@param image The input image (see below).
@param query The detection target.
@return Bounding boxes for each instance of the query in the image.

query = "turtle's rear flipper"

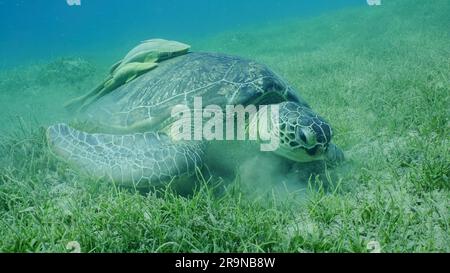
[47,124,204,188]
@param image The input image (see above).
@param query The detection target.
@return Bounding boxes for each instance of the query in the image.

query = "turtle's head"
[273,101,334,162]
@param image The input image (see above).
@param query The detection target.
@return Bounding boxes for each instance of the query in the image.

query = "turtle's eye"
[297,129,307,144]
[295,127,321,149]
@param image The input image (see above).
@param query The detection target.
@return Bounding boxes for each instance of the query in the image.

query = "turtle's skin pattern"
[48,52,342,187]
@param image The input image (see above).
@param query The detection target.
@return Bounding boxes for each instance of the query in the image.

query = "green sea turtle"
[48,50,344,188]
[65,39,191,111]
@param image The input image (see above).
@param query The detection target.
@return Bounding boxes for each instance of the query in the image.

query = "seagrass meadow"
[0,0,448,252]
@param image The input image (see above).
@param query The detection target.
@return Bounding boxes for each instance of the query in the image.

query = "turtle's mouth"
[305,145,322,156]
[272,129,331,162]
[274,141,327,163]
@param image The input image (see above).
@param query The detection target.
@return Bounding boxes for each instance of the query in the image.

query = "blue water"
[0,0,364,67]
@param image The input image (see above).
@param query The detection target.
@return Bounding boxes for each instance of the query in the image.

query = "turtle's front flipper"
[47,124,204,187]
